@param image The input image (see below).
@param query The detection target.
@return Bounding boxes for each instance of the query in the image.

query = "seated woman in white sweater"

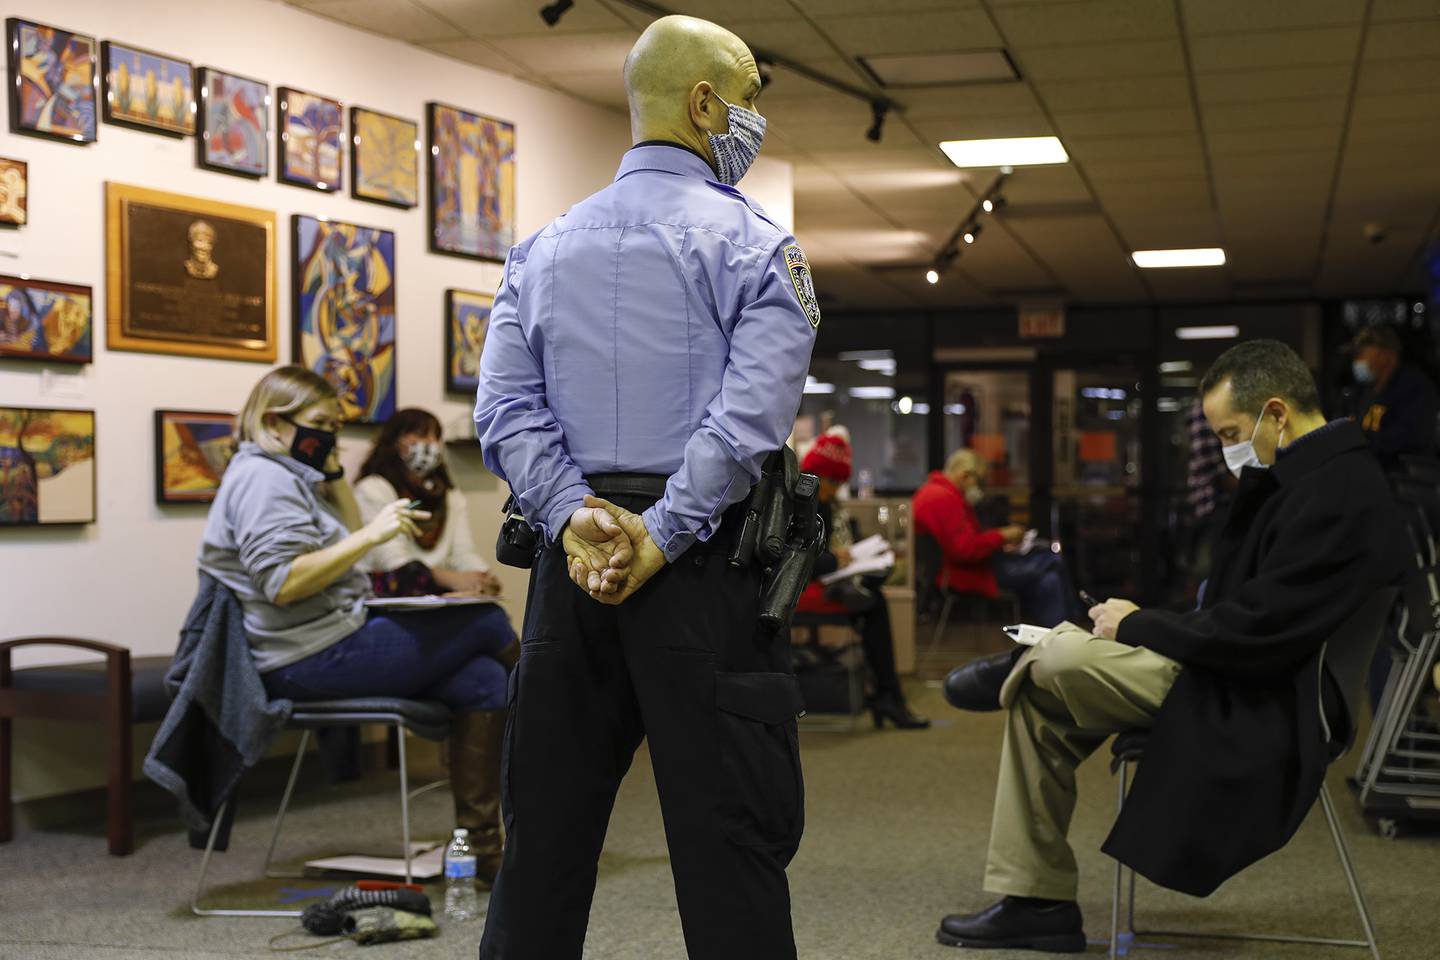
[354,408,502,597]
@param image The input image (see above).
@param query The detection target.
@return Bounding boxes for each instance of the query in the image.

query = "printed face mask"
[403,440,443,477]
[707,95,766,186]
[281,415,339,478]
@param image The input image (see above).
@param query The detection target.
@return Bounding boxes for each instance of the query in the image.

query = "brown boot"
[448,709,506,887]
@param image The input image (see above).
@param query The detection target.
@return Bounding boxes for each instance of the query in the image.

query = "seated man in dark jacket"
[938,340,1406,953]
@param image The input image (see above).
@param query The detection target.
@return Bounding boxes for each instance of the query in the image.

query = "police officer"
[473,15,820,960]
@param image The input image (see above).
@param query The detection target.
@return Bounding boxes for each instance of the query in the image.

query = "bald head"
[623,15,763,169]
[944,449,985,489]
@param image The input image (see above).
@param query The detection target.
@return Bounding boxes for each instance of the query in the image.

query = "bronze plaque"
[106,182,276,361]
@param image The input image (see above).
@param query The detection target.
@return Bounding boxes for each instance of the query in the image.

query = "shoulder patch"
[783,244,821,329]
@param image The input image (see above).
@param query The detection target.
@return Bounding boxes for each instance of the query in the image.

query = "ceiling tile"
[1364,20,1440,60]
[1180,0,1365,35]
[298,0,459,42]
[545,71,629,110]
[894,84,1040,121]
[992,0,1178,47]
[491,31,637,74]
[998,165,1096,205]
[1189,27,1359,73]
[914,115,1055,141]
[1349,92,1440,122]
[1110,212,1222,249]
[1357,57,1440,94]
[1017,39,1184,80]
[1371,0,1440,21]
[1063,132,1203,160]
[1141,268,1231,302]
[418,37,531,75]
[1205,125,1342,156]
[1038,75,1190,112]
[1202,98,1347,132]
[1049,106,1197,138]
[655,0,798,21]
[1083,155,1208,183]
[801,0,984,15]
[817,10,1003,56]
[413,0,631,36]
[1194,65,1352,103]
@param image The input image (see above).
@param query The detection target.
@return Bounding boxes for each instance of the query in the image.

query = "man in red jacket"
[913,449,1075,629]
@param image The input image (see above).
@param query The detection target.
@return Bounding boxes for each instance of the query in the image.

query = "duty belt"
[585,473,668,501]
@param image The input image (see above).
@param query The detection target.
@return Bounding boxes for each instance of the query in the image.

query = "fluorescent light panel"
[803,376,836,394]
[939,136,1067,168]
[1132,247,1226,269]
[1176,325,1240,341]
[849,386,896,400]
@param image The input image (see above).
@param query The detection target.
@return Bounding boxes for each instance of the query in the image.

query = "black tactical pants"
[478,494,805,960]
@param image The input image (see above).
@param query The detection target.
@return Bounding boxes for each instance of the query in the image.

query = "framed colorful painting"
[292,215,396,424]
[278,87,343,192]
[351,107,418,208]
[100,41,195,137]
[155,409,235,504]
[427,102,515,262]
[197,67,269,178]
[0,158,26,226]
[0,406,95,526]
[6,18,98,144]
[445,289,492,395]
[106,182,277,362]
[0,275,92,364]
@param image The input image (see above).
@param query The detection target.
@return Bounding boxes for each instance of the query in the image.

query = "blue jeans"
[992,550,1078,629]
[263,604,516,712]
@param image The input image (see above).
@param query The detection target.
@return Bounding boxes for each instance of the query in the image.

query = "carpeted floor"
[1,680,1437,960]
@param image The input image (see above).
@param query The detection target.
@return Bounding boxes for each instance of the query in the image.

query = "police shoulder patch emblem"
[783,243,821,329]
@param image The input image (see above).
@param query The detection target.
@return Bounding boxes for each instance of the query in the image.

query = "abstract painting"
[292,215,396,424]
[0,158,26,226]
[279,87,343,192]
[0,407,95,526]
[155,409,235,504]
[101,41,195,137]
[0,275,92,364]
[6,18,97,144]
[351,107,418,208]
[445,289,492,395]
[197,67,269,177]
[427,102,515,262]
[106,183,276,361]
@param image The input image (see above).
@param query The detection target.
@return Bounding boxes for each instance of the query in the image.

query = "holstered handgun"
[758,472,824,634]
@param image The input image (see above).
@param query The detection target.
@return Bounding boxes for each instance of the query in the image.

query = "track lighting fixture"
[866,101,889,143]
[540,0,574,27]
[925,269,939,285]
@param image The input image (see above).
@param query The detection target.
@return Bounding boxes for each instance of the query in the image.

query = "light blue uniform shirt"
[474,144,820,562]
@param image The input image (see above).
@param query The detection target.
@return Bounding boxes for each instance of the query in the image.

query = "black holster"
[728,449,824,634]
[495,494,539,569]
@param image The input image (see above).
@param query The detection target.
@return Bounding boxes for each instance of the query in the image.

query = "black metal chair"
[914,533,1020,649]
[192,697,452,917]
[791,611,865,730]
[1105,588,1397,960]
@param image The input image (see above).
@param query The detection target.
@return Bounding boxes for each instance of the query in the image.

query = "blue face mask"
[707,95,766,186]
[1352,359,1375,384]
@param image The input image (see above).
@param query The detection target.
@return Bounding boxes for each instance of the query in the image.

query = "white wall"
[0,0,793,800]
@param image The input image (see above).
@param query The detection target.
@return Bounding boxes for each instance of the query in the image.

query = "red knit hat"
[801,432,852,483]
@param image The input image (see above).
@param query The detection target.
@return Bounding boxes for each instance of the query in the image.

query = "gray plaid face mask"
[707,95,767,186]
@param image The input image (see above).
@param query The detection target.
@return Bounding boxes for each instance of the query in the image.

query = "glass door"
[941,368,1033,526]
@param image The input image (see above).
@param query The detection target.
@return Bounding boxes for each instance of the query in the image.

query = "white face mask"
[707,95,766,186]
[964,482,984,505]
[402,440,442,477]
[1222,408,1284,478]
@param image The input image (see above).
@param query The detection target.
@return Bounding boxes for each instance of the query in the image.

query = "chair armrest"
[0,637,131,690]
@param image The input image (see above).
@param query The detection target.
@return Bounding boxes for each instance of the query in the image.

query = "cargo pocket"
[714,671,805,863]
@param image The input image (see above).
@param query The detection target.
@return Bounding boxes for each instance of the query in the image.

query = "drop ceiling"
[284,0,1440,310]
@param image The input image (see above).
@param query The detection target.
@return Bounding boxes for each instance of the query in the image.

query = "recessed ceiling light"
[1176,325,1240,340]
[939,136,1067,168]
[1132,248,1226,269]
[925,268,940,284]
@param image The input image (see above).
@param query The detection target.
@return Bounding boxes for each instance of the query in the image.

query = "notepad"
[364,595,503,610]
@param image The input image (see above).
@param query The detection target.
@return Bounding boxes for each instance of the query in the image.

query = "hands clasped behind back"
[563,495,667,605]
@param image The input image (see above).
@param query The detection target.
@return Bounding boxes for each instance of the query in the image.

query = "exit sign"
[1019,305,1065,338]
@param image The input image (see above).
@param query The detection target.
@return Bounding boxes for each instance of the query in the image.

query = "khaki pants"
[983,623,1182,901]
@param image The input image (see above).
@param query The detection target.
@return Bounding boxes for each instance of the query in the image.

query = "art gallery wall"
[0,0,793,802]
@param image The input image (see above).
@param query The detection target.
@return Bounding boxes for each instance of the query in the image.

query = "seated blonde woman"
[197,366,515,884]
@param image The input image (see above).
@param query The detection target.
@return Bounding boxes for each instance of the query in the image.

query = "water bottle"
[443,827,481,921]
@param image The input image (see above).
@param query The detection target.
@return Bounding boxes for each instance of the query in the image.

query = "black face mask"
[281,416,342,480]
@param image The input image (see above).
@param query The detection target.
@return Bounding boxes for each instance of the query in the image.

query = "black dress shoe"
[937,896,1085,953]
[943,647,1023,712]
[869,694,931,730]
